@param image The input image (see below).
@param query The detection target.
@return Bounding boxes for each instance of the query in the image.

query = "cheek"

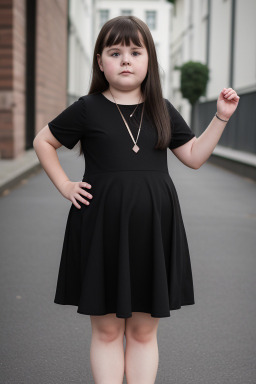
[101,62,118,83]
[139,58,148,76]
[102,59,116,74]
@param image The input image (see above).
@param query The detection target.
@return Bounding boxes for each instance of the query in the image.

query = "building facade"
[0,0,172,160]
[67,0,94,104]
[0,0,68,159]
[170,0,256,156]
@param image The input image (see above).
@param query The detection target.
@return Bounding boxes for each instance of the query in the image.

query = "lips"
[121,71,132,74]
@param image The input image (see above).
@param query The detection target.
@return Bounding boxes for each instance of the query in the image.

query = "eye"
[110,51,141,57]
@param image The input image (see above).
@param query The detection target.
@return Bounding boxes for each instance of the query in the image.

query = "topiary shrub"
[175,61,210,105]
[174,61,210,130]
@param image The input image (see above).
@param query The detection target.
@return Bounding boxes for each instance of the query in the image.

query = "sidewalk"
[211,145,256,181]
[0,145,256,197]
[0,148,42,196]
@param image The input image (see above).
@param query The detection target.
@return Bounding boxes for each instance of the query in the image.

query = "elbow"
[33,131,43,148]
[33,134,43,151]
[189,154,204,169]
[33,126,45,148]
[190,161,202,170]
[33,136,39,149]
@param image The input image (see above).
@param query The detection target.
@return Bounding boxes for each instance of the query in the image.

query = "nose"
[121,54,131,66]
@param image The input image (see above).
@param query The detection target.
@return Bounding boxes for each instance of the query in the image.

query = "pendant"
[132,144,140,153]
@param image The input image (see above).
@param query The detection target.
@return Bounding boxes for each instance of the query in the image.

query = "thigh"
[90,313,125,336]
[125,312,160,337]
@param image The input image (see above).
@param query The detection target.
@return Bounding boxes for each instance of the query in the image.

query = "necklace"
[109,89,145,153]
[129,97,141,117]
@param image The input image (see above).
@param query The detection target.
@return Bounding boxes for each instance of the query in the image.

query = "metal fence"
[193,91,256,155]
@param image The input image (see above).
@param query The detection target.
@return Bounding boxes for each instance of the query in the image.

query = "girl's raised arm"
[33,126,92,209]
[172,88,240,169]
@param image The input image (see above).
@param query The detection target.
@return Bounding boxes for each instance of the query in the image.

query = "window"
[121,10,132,16]
[146,10,157,30]
[99,10,109,28]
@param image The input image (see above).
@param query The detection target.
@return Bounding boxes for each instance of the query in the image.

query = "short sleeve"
[165,99,195,150]
[48,97,86,149]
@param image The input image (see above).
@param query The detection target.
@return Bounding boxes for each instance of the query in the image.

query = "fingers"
[79,182,93,200]
[71,196,82,209]
[222,88,240,101]
[75,192,91,207]
[74,181,93,209]
[223,88,234,98]
[79,181,92,189]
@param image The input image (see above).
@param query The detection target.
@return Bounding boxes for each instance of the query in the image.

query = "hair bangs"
[104,21,144,48]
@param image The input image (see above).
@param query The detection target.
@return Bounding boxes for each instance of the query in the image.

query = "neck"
[105,87,144,105]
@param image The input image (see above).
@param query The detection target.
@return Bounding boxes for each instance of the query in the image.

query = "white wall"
[170,0,256,123]
[234,0,256,91]
[207,0,231,98]
[68,0,94,97]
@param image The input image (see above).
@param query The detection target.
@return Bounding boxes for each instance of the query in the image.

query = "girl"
[33,15,239,384]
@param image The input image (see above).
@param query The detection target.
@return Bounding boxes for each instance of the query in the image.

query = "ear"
[97,54,104,72]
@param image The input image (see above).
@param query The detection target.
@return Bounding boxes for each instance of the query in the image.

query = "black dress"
[48,92,195,318]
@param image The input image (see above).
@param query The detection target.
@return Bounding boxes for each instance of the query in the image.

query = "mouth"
[120,71,132,74]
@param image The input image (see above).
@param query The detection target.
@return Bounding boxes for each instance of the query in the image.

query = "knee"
[92,324,125,343]
[90,314,125,343]
[126,325,157,343]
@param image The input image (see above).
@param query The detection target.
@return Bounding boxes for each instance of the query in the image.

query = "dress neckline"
[100,93,144,107]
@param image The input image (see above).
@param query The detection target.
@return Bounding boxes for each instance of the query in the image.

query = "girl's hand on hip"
[60,180,93,209]
[217,88,240,121]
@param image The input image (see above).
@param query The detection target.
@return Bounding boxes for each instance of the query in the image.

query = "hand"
[217,87,240,121]
[60,180,93,209]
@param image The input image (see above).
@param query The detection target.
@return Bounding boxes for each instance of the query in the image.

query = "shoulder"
[163,98,176,113]
[163,98,178,117]
[163,98,184,123]
[67,93,102,119]
[163,97,171,106]
[78,93,103,108]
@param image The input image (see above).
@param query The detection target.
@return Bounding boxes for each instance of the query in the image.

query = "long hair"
[79,15,171,156]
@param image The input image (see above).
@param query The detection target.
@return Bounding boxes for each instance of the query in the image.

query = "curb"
[0,146,255,196]
[210,145,256,182]
[0,149,42,196]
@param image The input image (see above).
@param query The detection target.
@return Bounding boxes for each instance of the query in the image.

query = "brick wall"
[0,0,19,158]
[36,0,68,135]
[13,0,26,157]
[0,0,68,159]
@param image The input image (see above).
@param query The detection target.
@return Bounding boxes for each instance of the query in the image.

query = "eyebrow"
[106,46,144,52]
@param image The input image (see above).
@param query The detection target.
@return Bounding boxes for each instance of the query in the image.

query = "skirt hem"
[53,299,195,318]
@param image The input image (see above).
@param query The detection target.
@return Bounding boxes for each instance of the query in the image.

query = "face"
[97,33,149,92]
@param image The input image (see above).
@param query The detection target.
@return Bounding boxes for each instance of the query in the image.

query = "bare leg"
[90,313,125,384]
[125,312,160,384]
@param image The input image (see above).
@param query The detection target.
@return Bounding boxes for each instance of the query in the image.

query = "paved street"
[0,147,256,384]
